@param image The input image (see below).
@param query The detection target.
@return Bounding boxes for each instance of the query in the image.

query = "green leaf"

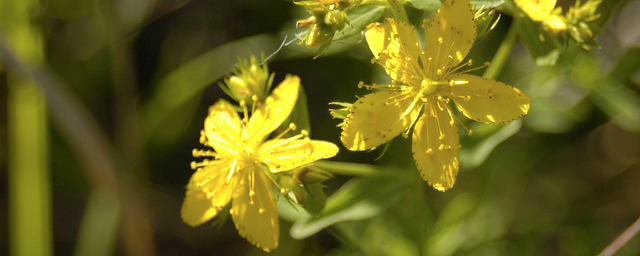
[573,53,640,132]
[516,18,559,66]
[289,175,405,239]
[427,193,510,256]
[609,47,640,82]
[142,34,278,144]
[470,0,505,9]
[589,77,640,132]
[459,120,523,168]
[405,0,440,11]
[301,182,327,215]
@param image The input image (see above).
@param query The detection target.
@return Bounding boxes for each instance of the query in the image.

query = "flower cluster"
[182,0,549,251]
[515,0,602,47]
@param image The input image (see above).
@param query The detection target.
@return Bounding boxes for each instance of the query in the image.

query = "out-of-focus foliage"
[2,0,640,255]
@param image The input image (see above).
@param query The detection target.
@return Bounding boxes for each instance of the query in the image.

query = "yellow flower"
[181,75,339,251]
[515,0,557,22]
[515,0,567,35]
[340,0,530,191]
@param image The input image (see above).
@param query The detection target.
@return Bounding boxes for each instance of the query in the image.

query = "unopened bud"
[305,24,334,48]
[542,15,567,36]
[324,10,347,31]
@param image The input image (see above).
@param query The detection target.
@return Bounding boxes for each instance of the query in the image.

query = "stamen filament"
[226,159,238,183]
[240,100,249,124]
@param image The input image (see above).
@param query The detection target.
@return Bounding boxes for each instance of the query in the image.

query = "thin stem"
[4,2,51,255]
[598,216,640,256]
[314,160,390,177]
[102,2,156,255]
[8,75,52,256]
[0,34,119,256]
[483,18,520,80]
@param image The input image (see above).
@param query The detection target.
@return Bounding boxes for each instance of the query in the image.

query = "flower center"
[421,78,438,96]
[238,144,258,163]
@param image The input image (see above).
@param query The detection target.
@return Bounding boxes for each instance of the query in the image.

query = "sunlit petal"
[247,75,300,142]
[365,19,422,84]
[181,159,236,226]
[412,100,460,191]
[423,0,476,77]
[231,164,279,252]
[203,101,242,155]
[445,74,531,124]
[259,139,339,173]
[341,89,422,151]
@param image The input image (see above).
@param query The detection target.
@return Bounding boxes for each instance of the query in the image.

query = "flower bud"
[294,166,334,184]
[219,55,274,103]
[542,14,567,36]
[305,24,335,48]
[324,10,347,31]
[279,175,307,204]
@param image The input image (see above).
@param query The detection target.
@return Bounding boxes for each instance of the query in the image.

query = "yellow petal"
[247,75,300,142]
[341,89,422,151]
[515,0,556,22]
[365,19,421,84]
[181,159,236,226]
[203,101,242,154]
[259,139,339,173]
[445,74,531,124]
[423,0,476,77]
[231,164,279,252]
[412,100,460,191]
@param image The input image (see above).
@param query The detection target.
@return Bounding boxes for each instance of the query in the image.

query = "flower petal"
[341,89,422,151]
[231,164,279,252]
[412,99,460,191]
[423,0,476,77]
[181,159,236,226]
[365,19,422,84]
[203,101,242,154]
[445,74,531,124]
[247,75,300,142]
[515,0,555,21]
[259,139,339,173]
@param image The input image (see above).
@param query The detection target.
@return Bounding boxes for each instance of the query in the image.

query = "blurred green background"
[2,0,640,255]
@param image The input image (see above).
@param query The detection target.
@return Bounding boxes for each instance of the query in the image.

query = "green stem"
[483,19,520,80]
[314,160,389,177]
[4,1,52,255]
[8,77,52,256]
